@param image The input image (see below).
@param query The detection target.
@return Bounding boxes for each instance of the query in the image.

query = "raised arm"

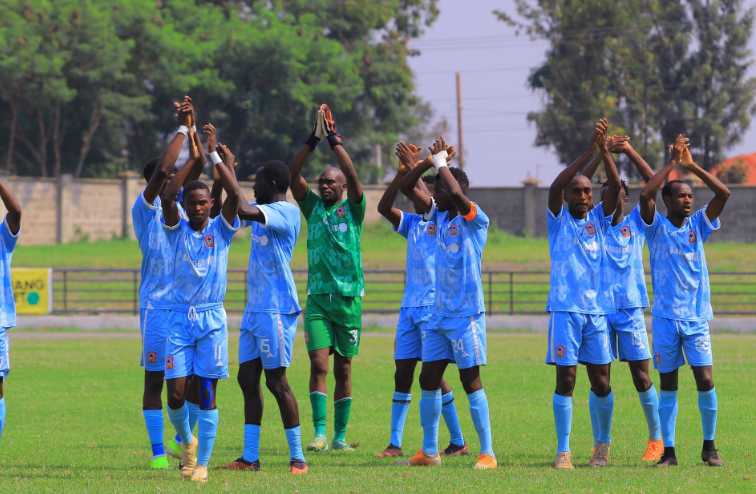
[624,142,655,183]
[399,148,434,214]
[378,142,418,228]
[322,105,362,203]
[0,178,21,234]
[598,124,621,217]
[203,124,223,218]
[679,146,730,222]
[581,135,629,181]
[144,100,193,204]
[289,106,324,201]
[548,120,603,216]
[161,128,202,227]
[639,136,687,224]
[431,135,472,216]
[215,144,240,226]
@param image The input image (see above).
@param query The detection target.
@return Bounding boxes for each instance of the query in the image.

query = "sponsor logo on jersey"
[204,234,215,247]
[147,351,157,364]
[304,332,310,343]
[620,225,631,237]
[689,230,697,243]
[655,352,661,365]
[166,356,174,370]
[427,223,436,235]
[586,223,596,235]
[450,224,458,236]
[556,345,565,358]
[336,206,346,218]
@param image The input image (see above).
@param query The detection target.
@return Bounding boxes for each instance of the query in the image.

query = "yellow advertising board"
[12,268,52,315]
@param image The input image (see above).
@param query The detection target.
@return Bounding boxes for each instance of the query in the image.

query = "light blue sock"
[698,388,718,441]
[639,385,661,441]
[167,403,192,444]
[553,394,572,453]
[197,409,219,467]
[143,409,166,457]
[441,391,465,447]
[0,397,5,442]
[285,426,306,462]
[594,391,614,444]
[589,390,599,447]
[242,424,261,463]
[188,401,200,434]
[467,389,494,457]
[420,389,441,456]
[390,391,411,448]
[659,390,678,447]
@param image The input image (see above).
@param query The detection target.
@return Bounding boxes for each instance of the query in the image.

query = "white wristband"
[432,151,449,170]
[210,151,222,165]
[190,125,197,133]
[177,125,189,136]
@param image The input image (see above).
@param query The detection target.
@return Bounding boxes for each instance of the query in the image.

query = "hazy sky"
[407,0,756,186]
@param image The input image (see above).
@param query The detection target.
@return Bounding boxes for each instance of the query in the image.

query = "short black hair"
[258,160,291,193]
[662,179,687,198]
[143,157,160,182]
[436,166,469,189]
[421,174,435,185]
[602,179,629,196]
[183,180,210,196]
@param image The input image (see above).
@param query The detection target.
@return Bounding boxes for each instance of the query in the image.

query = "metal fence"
[51,268,756,316]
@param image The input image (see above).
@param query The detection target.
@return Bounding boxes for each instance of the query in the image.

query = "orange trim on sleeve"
[462,202,478,221]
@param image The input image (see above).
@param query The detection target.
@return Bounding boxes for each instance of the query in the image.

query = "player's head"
[318,167,346,207]
[564,174,593,219]
[143,158,178,195]
[182,180,213,225]
[433,167,469,213]
[601,179,629,215]
[253,160,291,205]
[662,179,693,217]
[416,175,436,214]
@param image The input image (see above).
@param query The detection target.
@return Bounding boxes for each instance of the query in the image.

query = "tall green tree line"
[496,0,756,177]
[0,0,440,181]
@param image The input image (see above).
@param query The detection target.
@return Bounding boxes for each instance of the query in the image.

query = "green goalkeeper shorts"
[304,293,362,357]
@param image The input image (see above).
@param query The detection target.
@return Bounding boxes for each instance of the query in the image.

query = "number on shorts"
[349,330,359,345]
[260,339,270,354]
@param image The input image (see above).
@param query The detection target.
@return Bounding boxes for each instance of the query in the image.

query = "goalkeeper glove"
[304,106,326,150]
[321,104,343,149]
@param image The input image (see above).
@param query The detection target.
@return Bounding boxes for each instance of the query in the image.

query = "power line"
[417,66,533,75]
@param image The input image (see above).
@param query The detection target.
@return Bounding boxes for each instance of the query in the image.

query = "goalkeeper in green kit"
[289,104,366,452]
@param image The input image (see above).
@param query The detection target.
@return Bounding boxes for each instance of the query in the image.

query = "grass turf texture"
[1,334,753,493]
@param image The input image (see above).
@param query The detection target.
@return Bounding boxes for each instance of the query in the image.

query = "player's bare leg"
[265,367,307,473]
[216,360,263,471]
[586,364,612,467]
[691,365,723,466]
[628,360,663,461]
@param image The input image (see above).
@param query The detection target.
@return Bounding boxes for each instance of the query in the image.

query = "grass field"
[1,333,754,493]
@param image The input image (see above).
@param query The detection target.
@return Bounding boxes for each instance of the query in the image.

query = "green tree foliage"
[716,158,750,183]
[0,0,440,181]
[496,0,756,174]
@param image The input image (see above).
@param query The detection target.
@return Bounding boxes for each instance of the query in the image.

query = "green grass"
[1,333,754,492]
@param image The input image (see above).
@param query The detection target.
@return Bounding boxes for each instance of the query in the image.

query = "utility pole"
[375,144,382,171]
[456,71,464,170]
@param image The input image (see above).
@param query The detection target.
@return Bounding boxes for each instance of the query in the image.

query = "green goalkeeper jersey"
[298,186,365,297]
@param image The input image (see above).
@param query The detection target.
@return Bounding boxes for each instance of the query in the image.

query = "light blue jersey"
[605,206,650,309]
[547,204,614,314]
[644,207,719,321]
[394,211,436,308]
[426,202,489,316]
[161,214,239,309]
[240,201,301,314]
[133,192,178,309]
[0,216,19,329]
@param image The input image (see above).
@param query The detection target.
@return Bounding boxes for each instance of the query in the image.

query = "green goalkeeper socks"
[334,397,352,442]
[310,392,327,436]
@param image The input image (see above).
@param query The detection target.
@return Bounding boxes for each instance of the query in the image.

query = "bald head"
[320,166,346,185]
[567,174,592,191]
[318,166,347,206]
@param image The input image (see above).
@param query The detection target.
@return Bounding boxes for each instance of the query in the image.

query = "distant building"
[667,152,756,185]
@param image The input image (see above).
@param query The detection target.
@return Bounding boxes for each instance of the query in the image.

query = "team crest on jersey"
[204,234,215,247]
[166,356,174,370]
[336,206,346,218]
[654,352,661,365]
[450,224,458,236]
[585,223,596,235]
[147,351,157,364]
[304,332,310,343]
[427,223,436,235]
[689,230,697,243]
[620,226,631,237]
[556,345,565,358]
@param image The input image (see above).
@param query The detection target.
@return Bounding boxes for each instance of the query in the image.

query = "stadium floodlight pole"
[456,71,464,170]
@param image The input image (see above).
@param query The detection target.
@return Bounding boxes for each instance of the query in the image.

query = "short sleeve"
[347,194,366,227]
[131,192,158,241]
[297,187,321,221]
[695,207,720,244]
[258,203,285,232]
[641,209,662,244]
[547,205,565,237]
[424,201,438,223]
[218,214,240,244]
[394,211,420,239]
[0,216,19,252]
[591,201,613,233]
[160,215,182,244]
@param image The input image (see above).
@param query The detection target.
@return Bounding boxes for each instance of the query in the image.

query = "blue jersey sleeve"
[694,207,720,244]
[0,215,19,253]
[547,205,565,237]
[394,211,421,239]
[260,202,300,240]
[160,213,183,244]
[642,209,663,245]
[218,214,240,244]
[132,192,158,242]
[462,203,489,252]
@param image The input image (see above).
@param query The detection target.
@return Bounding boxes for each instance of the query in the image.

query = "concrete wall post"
[56,174,73,244]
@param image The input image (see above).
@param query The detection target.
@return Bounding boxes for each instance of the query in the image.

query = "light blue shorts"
[424,313,486,369]
[139,308,171,372]
[608,308,651,362]
[546,312,613,366]
[652,315,713,373]
[395,306,433,361]
[239,312,298,370]
[165,306,229,380]
[0,328,9,381]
